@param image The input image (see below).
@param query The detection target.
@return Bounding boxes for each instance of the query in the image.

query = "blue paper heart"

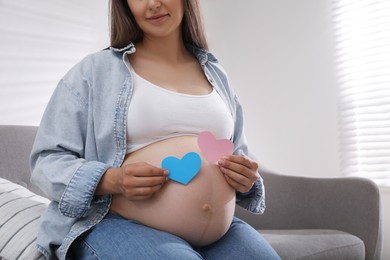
[162,152,202,185]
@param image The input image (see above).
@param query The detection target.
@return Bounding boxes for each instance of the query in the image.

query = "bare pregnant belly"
[110,136,236,246]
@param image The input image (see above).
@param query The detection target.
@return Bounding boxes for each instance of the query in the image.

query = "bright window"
[0,0,108,125]
[332,0,390,187]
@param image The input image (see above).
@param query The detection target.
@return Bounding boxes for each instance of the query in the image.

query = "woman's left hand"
[218,155,260,193]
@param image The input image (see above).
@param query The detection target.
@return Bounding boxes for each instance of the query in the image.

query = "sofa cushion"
[0,177,48,260]
[261,229,365,260]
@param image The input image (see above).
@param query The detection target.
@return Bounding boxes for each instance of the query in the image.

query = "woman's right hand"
[119,162,169,200]
[96,162,169,201]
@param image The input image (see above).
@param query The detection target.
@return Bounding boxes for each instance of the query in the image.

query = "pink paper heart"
[198,131,234,163]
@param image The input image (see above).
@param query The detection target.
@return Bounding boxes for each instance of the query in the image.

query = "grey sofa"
[0,125,382,259]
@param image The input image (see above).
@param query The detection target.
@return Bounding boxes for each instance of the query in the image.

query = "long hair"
[109,0,209,50]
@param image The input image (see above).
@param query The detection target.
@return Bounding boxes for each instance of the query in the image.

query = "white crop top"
[126,70,234,153]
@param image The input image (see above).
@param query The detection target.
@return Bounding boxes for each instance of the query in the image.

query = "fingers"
[120,162,169,200]
[125,163,169,177]
[223,173,248,193]
[221,155,259,172]
[129,174,168,187]
[220,166,255,193]
[218,155,260,193]
[124,182,166,200]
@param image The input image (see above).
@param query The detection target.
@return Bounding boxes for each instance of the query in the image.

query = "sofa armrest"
[235,167,382,260]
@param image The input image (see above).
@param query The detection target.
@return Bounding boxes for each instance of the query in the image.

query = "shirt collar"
[109,43,136,53]
[187,45,218,65]
[109,43,218,65]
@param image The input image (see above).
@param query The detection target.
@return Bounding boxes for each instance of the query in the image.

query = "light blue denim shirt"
[30,43,266,260]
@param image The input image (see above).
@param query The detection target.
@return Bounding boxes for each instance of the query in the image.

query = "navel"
[202,203,212,212]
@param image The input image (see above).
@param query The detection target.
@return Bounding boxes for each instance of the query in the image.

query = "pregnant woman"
[30,0,280,259]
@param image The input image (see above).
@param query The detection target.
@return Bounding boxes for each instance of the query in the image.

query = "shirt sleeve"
[236,177,266,214]
[30,63,111,219]
[232,97,266,214]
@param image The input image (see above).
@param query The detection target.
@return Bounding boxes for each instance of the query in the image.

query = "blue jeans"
[71,212,280,260]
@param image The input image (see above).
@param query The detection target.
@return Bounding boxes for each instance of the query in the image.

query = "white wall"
[201,0,340,178]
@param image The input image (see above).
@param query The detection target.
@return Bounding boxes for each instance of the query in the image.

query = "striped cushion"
[0,178,48,260]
